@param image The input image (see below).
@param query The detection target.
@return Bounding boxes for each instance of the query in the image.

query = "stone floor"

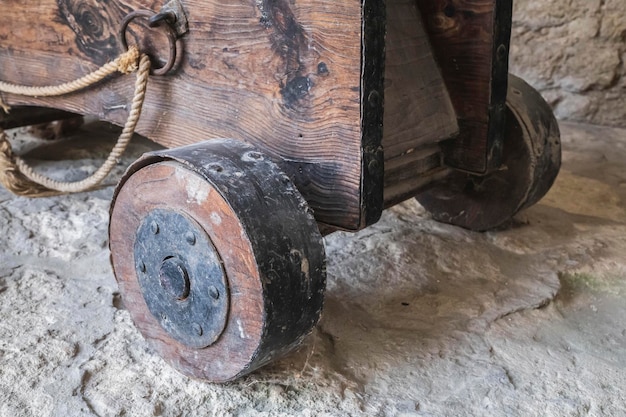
[0,121,625,417]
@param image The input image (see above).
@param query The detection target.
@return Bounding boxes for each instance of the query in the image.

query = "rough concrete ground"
[0,121,625,417]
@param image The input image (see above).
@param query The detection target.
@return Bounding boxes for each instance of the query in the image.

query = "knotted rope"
[0,46,150,197]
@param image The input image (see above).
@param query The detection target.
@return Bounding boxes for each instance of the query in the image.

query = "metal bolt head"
[192,323,203,336]
[185,232,196,245]
[208,285,220,300]
[368,159,380,175]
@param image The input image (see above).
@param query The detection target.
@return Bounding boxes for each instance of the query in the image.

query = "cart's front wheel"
[416,74,562,231]
[109,139,326,382]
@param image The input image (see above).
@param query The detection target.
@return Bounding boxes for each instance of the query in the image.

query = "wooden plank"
[383,0,457,160]
[415,0,512,173]
[0,0,377,230]
[381,0,457,206]
[383,145,451,208]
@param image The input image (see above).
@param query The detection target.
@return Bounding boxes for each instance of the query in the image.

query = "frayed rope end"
[0,95,10,114]
[0,130,63,198]
[117,46,140,74]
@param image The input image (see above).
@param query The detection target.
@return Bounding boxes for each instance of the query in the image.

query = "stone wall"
[509,0,625,127]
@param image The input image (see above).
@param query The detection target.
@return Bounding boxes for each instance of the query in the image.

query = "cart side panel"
[415,0,513,174]
[383,0,458,206]
[0,0,379,231]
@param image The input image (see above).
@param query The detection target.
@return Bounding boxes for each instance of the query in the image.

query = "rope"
[0,96,9,113]
[0,48,151,197]
[0,130,61,197]
[0,47,139,98]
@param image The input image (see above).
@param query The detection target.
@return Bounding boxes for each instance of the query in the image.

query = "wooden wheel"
[109,139,326,382]
[415,74,562,231]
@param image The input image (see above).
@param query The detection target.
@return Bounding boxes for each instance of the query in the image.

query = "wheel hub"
[134,209,229,348]
[159,257,190,300]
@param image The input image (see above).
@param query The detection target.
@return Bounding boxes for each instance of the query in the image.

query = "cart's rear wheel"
[109,139,326,382]
[416,74,562,231]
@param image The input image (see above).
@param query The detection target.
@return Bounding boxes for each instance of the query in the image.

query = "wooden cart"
[0,0,560,382]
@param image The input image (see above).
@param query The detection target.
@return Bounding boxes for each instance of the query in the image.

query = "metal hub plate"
[134,209,229,348]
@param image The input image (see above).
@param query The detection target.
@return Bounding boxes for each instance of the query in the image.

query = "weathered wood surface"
[111,161,266,382]
[110,139,326,381]
[383,145,451,208]
[0,0,371,230]
[382,0,457,206]
[0,0,488,228]
[415,0,512,174]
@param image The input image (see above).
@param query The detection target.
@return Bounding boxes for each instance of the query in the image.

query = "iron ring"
[119,10,178,76]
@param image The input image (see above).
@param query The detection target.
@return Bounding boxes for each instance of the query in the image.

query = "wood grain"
[109,139,326,381]
[415,0,512,173]
[383,145,451,208]
[1,0,492,227]
[382,0,457,206]
[383,0,457,160]
[0,0,367,229]
[110,161,266,382]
